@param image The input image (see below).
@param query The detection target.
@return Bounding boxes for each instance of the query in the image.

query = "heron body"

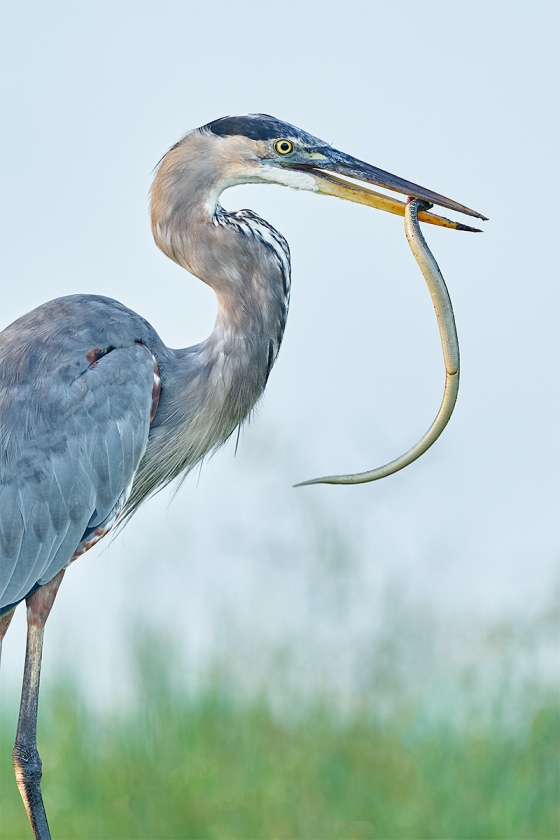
[0,114,485,839]
[1,125,294,617]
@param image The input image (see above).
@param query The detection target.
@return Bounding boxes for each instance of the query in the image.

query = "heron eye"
[275,140,293,155]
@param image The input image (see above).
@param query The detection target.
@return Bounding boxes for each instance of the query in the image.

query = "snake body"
[297,198,460,486]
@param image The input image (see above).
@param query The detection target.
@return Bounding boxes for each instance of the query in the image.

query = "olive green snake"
[297,198,460,486]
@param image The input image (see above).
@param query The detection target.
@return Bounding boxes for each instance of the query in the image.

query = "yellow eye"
[275,139,293,155]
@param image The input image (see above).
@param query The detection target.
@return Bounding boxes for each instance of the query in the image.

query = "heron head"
[200,114,487,230]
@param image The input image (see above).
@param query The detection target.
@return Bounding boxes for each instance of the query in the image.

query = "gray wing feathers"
[0,340,155,611]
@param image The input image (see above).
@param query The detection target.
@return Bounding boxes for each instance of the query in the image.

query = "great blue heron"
[0,114,486,839]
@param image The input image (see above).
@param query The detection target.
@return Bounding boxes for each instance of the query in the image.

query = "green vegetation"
[1,649,558,840]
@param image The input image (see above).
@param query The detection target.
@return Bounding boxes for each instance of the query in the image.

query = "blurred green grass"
[1,650,558,840]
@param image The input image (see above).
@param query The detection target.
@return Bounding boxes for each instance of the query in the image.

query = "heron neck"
[126,140,293,513]
[154,195,290,379]
[152,202,290,461]
[196,206,290,410]
[150,137,292,438]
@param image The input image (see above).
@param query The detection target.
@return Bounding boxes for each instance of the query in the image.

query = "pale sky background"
[1,1,558,705]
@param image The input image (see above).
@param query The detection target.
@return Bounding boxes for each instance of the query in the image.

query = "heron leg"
[12,569,65,840]
[0,608,16,665]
